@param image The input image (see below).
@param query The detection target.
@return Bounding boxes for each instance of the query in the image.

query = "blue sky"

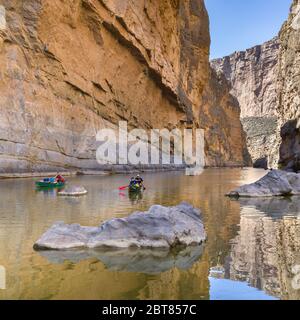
[205,0,292,59]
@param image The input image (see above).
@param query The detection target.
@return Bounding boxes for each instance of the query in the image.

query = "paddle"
[118,185,129,190]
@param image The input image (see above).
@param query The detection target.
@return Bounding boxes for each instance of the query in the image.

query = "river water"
[0,168,299,300]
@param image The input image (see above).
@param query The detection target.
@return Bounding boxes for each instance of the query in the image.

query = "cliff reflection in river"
[225,197,300,300]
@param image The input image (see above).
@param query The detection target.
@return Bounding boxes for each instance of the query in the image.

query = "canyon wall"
[276,0,300,171]
[212,0,300,172]
[211,38,279,119]
[0,0,248,175]
[211,38,279,168]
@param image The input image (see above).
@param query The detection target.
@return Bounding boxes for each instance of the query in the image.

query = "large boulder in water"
[227,170,300,198]
[33,202,206,250]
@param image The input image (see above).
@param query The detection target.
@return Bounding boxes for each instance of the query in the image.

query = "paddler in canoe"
[35,173,66,188]
[119,175,145,192]
[128,175,145,193]
[55,173,65,184]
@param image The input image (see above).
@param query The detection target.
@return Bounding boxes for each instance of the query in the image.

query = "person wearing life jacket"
[129,177,136,187]
[55,173,65,183]
[135,174,145,189]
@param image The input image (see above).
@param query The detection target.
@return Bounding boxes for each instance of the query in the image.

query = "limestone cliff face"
[241,116,277,169]
[211,38,279,119]
[211,38,279,167]
[276,0,300,171]
[201,69,250,167]
[0,0,248,174]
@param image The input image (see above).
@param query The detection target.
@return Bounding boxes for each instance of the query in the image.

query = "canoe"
[35,181,65,188]
[128,183,143,193]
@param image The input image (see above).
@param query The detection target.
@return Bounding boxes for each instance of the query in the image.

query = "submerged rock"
[37,245,204,274]
[227,170,300,198]
[58,186,88,196]
[33,203,206,250]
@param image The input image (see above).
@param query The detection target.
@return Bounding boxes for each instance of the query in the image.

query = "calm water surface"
[0,168,299,300]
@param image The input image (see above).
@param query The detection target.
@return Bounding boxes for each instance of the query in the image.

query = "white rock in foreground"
[227,170,300,198]
[34,202,206,250]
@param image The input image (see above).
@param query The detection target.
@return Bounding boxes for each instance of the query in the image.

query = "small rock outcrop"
[33,202,206,250]
[58,186,88,196]
[227,170,300,197]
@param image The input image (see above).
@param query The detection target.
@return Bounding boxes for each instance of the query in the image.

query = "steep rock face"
[276,0,300,171]
[200,69,250,167]
[211,38,279,119]
[279,120,300,171]
[241,117,277,169]
[211,38,279,167]
[0,0,248,174]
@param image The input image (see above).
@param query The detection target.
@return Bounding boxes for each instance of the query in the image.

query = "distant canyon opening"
[211,0,300,173]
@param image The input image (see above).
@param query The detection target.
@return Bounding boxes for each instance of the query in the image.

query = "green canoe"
[35,181,65,188]
[128,183,143,193]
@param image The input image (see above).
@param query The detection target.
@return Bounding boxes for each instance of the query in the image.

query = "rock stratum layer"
[211,38,279,167]
[0,0,249,174]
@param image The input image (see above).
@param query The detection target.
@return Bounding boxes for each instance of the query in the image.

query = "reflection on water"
[224,197,300,300]
[209,277,278,300]
[128,190,144,205]
[0,168,299,300]
[38,246,204,275]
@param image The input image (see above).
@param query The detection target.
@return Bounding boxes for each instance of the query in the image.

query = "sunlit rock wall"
[0,0,249,174]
